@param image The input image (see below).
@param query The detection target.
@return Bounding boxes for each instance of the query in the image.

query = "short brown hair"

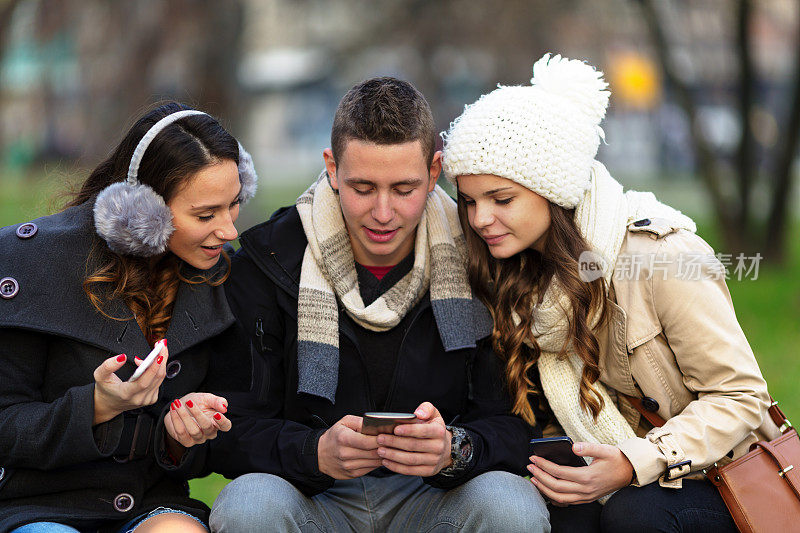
[331,77,436,165]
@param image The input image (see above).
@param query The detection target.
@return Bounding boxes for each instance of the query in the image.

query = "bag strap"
[767,398,794,433]
[751,433,800,499]
[620,393,667,427]
[622,393,792,434]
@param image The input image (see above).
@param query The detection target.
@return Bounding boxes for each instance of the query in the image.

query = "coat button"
[633,219,651,227]
[642,396,660,412]
[113,492,134,512]
[0,277,19,299]
[166,360,181,379]
[15,223,38,239]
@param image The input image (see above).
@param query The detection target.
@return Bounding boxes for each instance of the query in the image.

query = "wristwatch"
[439,425,474,476]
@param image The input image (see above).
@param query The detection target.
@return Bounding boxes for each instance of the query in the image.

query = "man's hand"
[376,402,452,477]
[528,441,634,505]
[317,415,382,479]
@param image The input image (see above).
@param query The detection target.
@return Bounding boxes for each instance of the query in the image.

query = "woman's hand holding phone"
[92,340,169,425]
[528,441,634,505]
[164,392,230,453]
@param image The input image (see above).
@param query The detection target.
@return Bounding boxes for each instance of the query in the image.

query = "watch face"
[459,441,473,460]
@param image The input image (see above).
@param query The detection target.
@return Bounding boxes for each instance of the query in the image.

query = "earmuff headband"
[127,110,206,185]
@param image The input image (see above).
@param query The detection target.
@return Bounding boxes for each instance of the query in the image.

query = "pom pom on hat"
[442,53,610,209]
[531,53,609,129]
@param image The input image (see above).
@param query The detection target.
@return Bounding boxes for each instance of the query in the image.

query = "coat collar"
[235,205,305,298]
[0,202,235,357]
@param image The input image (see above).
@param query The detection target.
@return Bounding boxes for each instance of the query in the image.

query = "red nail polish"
[214,413,222,421]
[134,356,142,363]
[156,355,163,364]
[186,400,194,408]
[116,354,126,362]
[170,403,175,411]
[174,399,181,408]
[163,339,168,347]
[222,403,228,413]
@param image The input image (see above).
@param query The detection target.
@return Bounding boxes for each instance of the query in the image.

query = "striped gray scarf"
[295,172,490,402]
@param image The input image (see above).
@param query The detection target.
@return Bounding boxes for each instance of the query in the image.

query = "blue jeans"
[10,525,79,533]
[210,471,550,532]
[11,507,206,533]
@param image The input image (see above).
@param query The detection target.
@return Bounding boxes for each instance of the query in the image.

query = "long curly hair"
[66,102,239,345]
[458,196,608,426]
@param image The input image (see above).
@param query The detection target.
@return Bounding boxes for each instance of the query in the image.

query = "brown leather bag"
[623,394,800,533]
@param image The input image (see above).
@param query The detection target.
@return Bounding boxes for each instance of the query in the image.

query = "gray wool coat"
[0,202,251,532]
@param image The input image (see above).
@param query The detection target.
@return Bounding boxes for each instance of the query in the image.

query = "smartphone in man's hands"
[361,412,417,435]
[529,436,588,467]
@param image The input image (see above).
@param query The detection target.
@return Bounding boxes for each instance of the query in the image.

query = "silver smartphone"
[361,412,417,435]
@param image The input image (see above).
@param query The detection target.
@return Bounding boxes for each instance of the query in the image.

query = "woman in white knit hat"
[442,53,781,531]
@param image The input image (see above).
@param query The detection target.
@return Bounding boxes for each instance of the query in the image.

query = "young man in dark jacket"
[209,78,549,532]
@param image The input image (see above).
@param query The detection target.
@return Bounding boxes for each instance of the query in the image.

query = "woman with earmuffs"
[441,54,781,531]
[0,103,257,532]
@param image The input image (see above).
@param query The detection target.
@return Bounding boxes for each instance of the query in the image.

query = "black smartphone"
[361,412,417,435]
[529,436,588,467]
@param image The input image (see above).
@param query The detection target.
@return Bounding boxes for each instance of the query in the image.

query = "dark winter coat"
[0,202,250,532]
[209,205,537,496]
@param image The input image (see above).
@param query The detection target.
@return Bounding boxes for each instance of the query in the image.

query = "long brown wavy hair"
[66,102,239,345]
[458,196,609,426]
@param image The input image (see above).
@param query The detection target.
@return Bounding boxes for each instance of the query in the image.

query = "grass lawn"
[2,171,798,508]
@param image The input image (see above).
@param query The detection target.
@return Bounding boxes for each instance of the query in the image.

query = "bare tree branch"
[637,0,738,242]
[766,11,800,261]
[735,0,754,239]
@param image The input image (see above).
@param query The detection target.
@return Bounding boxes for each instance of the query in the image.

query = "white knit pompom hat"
[442,53,610,209]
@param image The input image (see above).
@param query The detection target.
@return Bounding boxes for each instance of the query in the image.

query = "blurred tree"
[638,0,800,261]
[0,0,23,81]
[1,0,244,164]
[323,0,559,133]
[0,0,24,155]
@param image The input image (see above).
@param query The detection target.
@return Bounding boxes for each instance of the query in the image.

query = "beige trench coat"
[596,218,781,488]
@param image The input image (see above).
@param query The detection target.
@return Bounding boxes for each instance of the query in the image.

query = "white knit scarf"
[295,172,487,403]
[535,161,696,456]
